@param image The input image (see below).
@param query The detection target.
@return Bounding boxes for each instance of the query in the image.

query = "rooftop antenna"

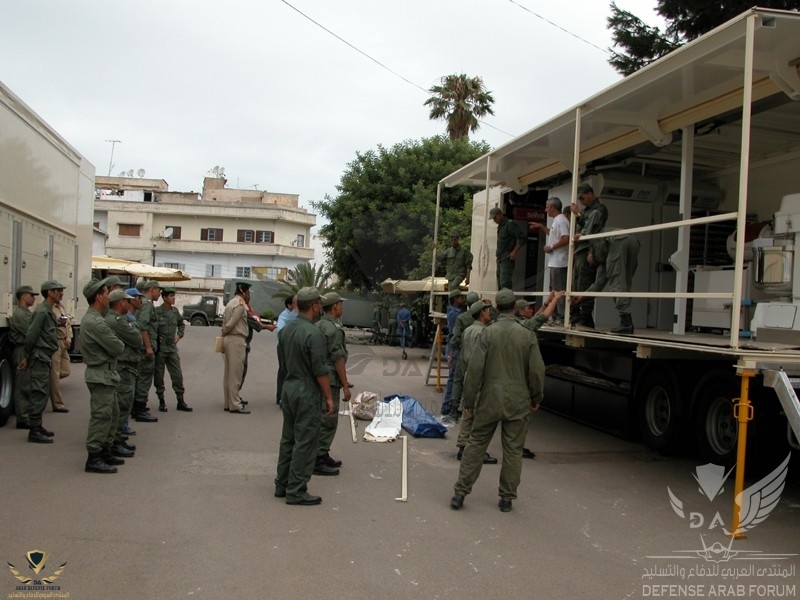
[105,139,121,176]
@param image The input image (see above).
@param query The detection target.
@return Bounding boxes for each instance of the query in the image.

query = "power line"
[506,0,611,55]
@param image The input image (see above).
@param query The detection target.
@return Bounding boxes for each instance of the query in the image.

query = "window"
[295,234,305,247]
[118,223,141,237]
[205,264,222,277]
[266,267,281,280]
[165,225,182,240]
[237,229,255,243]
[159,262,185,270]
[200,228,224,241]
[256,230,274,244]
[236,266,251,278]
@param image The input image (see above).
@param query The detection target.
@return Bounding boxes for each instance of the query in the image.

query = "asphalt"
[1,325,798,600]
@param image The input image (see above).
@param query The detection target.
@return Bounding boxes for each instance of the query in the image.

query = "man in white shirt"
[532,197,569,323]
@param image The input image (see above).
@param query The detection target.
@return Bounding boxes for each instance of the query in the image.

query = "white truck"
[0,80,95,427]
[439,8,800,464]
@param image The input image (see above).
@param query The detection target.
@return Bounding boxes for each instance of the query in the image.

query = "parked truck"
[439,8,800,465]
[182,295,224,326]
[0,80,95,427]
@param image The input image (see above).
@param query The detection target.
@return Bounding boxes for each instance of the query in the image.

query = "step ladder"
[763,369,800,450]
[425,317,448,390]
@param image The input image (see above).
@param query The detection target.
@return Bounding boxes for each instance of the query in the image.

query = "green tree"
[272,262,333,300]
[608,1,800,76]
[425,74,495,140]
[313,136,489,291]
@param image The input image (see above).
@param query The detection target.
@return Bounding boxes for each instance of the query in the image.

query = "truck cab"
[182,296,222,326]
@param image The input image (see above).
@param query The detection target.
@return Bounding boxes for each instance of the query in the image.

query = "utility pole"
[105,139,121,176]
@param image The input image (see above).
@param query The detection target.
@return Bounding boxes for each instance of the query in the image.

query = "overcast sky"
[1,0,662,213]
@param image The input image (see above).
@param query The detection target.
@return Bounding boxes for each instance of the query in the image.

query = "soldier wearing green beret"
[314,292,350,475]
[275,287,334,506]
[20,280,65,443]
[154,287,191,412]
[9,285,39,430]
[450,288,545,513]
[132,280,161,423]
[80,278,125,473]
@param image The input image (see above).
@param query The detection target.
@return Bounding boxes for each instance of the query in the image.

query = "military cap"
[109,289,134,303]
[577,182,593,195]
[125,287,145,298]
[296,286,321,303]
[15,285,39,297]
[465,291,479,304]
[449,229,460,238]
[233,279,253,289]
[489,207,502,219]
[515,299,535,310]
[321,292,346,307]
[104,275,126,288]
[495,288,517,307]
[41,280,66,293]
[83,278,107,301]
[161,286,177,295]
[134,280,147,292]
[144,280,162,290]
[469,300,487,317]
[448,288,465,299]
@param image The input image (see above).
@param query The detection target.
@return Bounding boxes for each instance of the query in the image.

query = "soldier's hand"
[462,408,473,419]
[17,358,28,371]
[530,403,540,412]
[145,347,154,359]
[265,323,276,332]
[324,396,335,415]
[343,386,352,402]
[174,334,180,345]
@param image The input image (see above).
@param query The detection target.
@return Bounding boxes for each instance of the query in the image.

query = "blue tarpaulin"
[384,394,447,438]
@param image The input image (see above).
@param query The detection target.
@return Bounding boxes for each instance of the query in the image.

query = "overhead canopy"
[381,276,449,295]
[91,255,191,281]
[440,8,800,191]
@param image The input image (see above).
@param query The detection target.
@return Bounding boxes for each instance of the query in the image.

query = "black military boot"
[176,398,193,412]
[610,314,634,334]
[158,397,168,412]
[85,452,117,474]
[28,426,54,444]
[110,442,134,458]
[102,446,126,466]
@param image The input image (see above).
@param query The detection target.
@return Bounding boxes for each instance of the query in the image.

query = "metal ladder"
[425,318,448,390]
[763,369,800,450]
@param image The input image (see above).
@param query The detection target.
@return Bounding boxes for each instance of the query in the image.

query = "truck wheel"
[191,316,207,326]
[693,372,738,465]
[0,340,14,427]
[637,367,683,453]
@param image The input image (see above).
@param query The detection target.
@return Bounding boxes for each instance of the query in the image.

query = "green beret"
[489,207,502,219]
[495,288,517,307]
[41,280,66,293]
[144,280,162,290]
[15,285,39,298]
[448,288,464,299]
[577,182,593,195]
[469,300,487,317]
[233,279,253,289]
[109,289,134,303]
[82,278,106,301]
[297,286,321,303]
[465,291,479,304]
[161,286,177,295]
[321,292,345,308]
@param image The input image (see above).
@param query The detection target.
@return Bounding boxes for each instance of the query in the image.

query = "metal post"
[430,183,442,314]
[565,106,583,327]
[731,369,754,539]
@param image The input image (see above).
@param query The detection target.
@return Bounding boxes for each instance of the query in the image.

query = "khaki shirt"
[81,307,124,386]
[52,301,73,344]
[316,314,348,387]
[221,295,249,338]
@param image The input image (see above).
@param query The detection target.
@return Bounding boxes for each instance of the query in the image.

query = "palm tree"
[424,74,495,140]
[272,262,334,299]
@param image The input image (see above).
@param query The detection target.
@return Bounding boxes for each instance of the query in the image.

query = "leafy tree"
[313,136,490,291]
[425,74,495,140]
[272,262,333,299]
[608,1,800,76]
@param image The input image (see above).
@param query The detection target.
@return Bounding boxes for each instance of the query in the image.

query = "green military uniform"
[586,229,640,331]
[316,311,347,459]
[573,193,608,322]
[275,302,329,503]
[154,302,185,404]
[494,215,527,290]
[24,298,58,430]
[81,307,124,453]
[9,304,33,425]
[387,304,398,345]
[105,309,143,443]
[133,295,159,414]
[440,244,473,292]
[521,313,548,333]
[454,293,545,505]
[455,317,487,450]
[446,293,480,419]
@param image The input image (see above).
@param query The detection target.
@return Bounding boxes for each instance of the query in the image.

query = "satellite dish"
[212,166,220,176]
[137,168,146,178]
[126,169,134,177]
[163,227,174,239]
[118,171,126,177]
[219,167,225,176]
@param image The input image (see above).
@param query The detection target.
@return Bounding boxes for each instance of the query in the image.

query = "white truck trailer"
[0,80,95,426]
[437,8,800,465]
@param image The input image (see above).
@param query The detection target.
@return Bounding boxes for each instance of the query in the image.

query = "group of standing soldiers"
[9,276,191,474]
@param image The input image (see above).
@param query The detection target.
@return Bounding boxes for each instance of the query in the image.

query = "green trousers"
[275,390,322,502]
[134,355,156,408]
[317,385,340,457]
[154,350,184,400]
[116,365,137,441]
[86,382,119,453]
[27,358,51,428]
[496,258,514,290]
[456,400,474,449]
[454,411,528,500]
[12,347,30,423]
[574,249,599,318]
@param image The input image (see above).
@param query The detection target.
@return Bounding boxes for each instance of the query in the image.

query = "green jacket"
[449,310,476,354]
[24,301,58,363]
[156,305,184,353]
[496,217,527,260]
[105,311,143,366]
[9,305,32,363]
[440,245,473,280]
[575,199,608,254]
[521,313,548,333]
[462,313,545,415]
[135,298,160,352]
[316,314,348,387]
[81,307,124,386]
[278,315,329,402]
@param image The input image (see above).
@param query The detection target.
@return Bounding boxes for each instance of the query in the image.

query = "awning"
[381,276,448,294]
[91,255,191,282]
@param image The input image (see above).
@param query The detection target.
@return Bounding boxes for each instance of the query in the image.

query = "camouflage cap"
[144,280,162,290]
[469,300,487,317]
[321,292,346,308]
[109,289,134,303]
[15,285,39,297]
[296,286,321,303]
[41,280,66,293]
[465,291,479,304]
[495,288,517,307]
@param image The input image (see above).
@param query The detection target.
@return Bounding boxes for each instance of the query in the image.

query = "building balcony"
[148,238,314,260]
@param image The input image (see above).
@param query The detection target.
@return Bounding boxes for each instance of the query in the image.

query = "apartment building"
[94,175,315,291]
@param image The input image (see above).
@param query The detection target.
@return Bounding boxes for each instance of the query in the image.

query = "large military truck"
[0,80,95,426]
[182,295,224,326]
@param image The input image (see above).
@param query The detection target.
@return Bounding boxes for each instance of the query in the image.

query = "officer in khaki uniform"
[105,288,143,457]
[49,295,72,412]
[154,287,191,412]
[221,280,252,414]
[314,292,351,475]
[22,280,64,443]
[81,278,125,474]
[132,280,161,422]
[275,287,333,506]
[9,285,38,429]
[451,288,545,513]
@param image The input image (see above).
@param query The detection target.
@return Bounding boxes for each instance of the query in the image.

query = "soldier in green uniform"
[490,207,527,290]
[437,230,473,292]
[314,292,351,476]
[443,291,479,422]
[450,288,545,513]
[21,280,64,443]
[570,183,608,328]
[105,289,143,457]
[9,285,38,430]
[275,287,334,506]
[154,287,192,412]
[81,278,125,474]
[132,280,161,423]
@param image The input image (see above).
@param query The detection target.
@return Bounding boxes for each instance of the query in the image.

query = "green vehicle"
[182,296,223,327]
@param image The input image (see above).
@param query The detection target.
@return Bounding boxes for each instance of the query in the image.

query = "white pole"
[565,106,583,326]
[395,435,408,502]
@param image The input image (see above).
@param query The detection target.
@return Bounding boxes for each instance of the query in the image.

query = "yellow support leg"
[730,369,755,539]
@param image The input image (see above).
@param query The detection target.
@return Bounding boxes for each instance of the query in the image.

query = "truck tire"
[0,336,14,427]
[637,366,683,453]
[692,371,738,465]
[191,315,208,326]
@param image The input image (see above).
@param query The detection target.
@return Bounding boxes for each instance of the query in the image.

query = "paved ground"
[1,326,798,600]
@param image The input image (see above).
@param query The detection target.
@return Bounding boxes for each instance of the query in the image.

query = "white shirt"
[547,213,570,268]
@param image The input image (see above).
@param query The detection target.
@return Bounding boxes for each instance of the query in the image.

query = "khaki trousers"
[222,335,246,411]
[49,339,71,409]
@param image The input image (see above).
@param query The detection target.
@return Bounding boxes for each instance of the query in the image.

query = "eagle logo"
[7,550,67,585]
